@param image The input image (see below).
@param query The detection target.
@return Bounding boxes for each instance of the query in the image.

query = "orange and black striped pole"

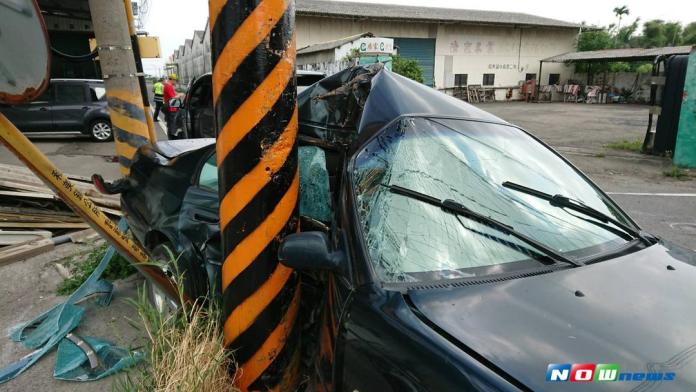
[209,0,301,390]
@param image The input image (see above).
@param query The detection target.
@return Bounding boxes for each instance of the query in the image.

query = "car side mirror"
[169,98,183,109]
[278,232,344,272]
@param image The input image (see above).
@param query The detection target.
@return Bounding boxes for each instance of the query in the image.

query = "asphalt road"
[476,102,696,250]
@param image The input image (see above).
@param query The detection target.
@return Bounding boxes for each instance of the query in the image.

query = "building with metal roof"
[542,46,694,63]
[172,0,581,96]
[296,0,581,29]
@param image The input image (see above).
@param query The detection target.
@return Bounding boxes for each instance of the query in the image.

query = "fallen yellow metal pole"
[0,113,181,304]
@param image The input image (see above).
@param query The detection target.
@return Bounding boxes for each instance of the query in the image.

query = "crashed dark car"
[105,65,696,391]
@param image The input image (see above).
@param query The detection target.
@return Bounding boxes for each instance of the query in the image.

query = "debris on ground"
[0,221,142,385]
[0,163,121,266]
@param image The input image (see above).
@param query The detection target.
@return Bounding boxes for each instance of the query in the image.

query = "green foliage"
[684,22,696,45]
[636,63,653,74]
[392,55,424,84]
[578,29,614,51]
[575,10,695,77]
[605,139,643,152]
[663,166,690,180]
[343,48,361,62]
[56,243,136,295]
[608,62,631,72]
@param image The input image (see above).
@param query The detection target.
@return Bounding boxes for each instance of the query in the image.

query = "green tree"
[613,6,630,32]
[615,19,640,47]
[664,22,683,46]
[640,20,669,47]
[577,28,613,51]
[684,22,696,44]
[392,55,424,83]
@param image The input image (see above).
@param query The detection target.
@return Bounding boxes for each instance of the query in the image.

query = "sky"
[141,0,696,75]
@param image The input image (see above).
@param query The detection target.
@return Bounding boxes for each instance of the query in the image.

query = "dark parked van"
[0,79,113,142]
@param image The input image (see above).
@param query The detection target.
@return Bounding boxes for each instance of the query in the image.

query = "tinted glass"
[198,154,218,192]
[297,74,324,87]
[33,85,52,103]
[55,83,86,104]
[352,117,630,283]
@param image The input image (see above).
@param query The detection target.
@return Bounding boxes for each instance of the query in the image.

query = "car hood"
[407,242,696,391]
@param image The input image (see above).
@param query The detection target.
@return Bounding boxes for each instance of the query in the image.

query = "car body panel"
[407,242,696,391]
[0,79,109,134]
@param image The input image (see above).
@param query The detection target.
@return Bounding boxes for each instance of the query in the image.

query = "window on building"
[454,74,468,87]
[525,73,537,81]
[549,73,561,85]
[483,73,495,86]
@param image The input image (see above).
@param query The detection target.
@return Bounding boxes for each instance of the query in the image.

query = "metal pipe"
[208,0,300,389]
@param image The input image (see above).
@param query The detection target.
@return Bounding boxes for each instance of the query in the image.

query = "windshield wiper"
[386,184,582,267]
[502,181,651,244]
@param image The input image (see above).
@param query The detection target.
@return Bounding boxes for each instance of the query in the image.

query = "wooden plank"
[0,222,90,229]
[0,237,55,266]
[0,190,57,200]
[68,228,100,244]
[0,230,52,245]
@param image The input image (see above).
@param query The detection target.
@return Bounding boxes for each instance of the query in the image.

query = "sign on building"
[359,37,395,55]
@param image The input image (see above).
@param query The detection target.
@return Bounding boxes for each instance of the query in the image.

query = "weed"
[594,153,606,158]
[605,140,643,152]
[663,166,690,180]
[56,243,136,295]
[114,275,237,392]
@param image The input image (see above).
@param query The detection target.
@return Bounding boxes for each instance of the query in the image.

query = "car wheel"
[90,119,113,142]
[147,243,180,316]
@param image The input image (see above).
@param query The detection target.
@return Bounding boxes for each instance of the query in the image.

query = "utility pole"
[88,0,153,176]
[123,0,157,143]
[209,0,300,390]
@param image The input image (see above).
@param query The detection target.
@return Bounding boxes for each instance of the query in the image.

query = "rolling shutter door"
[393,38,436,86]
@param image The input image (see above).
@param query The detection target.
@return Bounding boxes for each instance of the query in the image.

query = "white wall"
[435,24,577,99]
[175,16,579,99]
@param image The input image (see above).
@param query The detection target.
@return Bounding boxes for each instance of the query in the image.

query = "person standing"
[152,77,165,121]
[163,74,182,139]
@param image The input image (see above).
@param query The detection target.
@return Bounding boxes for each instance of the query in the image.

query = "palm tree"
[613,6,630,32]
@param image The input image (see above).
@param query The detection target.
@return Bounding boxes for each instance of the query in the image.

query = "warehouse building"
[169,0,581,98]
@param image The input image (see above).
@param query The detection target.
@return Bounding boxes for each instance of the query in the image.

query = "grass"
[663,165,690,180]
[115,271,238,392]
[605,139,643,153]
[56,243,136,295]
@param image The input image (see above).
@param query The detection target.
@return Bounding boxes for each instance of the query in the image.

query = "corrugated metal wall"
[394,37,436,86]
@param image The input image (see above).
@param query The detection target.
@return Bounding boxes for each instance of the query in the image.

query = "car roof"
[51,78,104,83]
[297,70,325,76]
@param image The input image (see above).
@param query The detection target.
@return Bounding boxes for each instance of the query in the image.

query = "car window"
[297,74,324,87]
[32,85,52,104]
[188,79,211,109]
[55,83,86,104]
[352,117,630,283]
[198,148,333,222]
[199,153,218,192]
[89,85,106,102]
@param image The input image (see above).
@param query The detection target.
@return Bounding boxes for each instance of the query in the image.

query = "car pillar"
[209,0,300,390]
[88,0,154,175]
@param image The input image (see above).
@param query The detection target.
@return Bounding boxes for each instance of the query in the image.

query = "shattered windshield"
[352,117,632,283]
